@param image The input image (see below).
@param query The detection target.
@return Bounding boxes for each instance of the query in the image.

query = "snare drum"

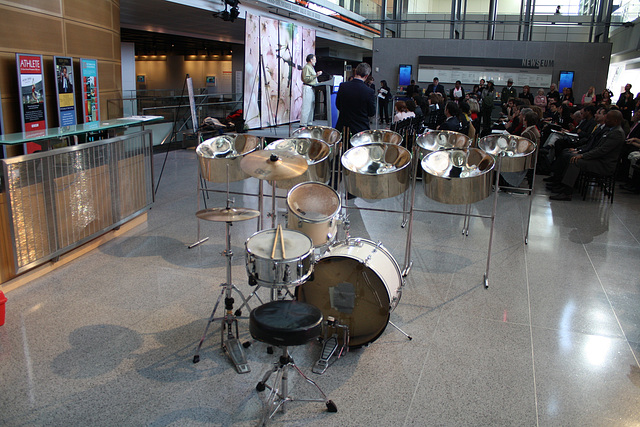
[245,229,314,287]
[287,182,341,247]
[296,238,403,347]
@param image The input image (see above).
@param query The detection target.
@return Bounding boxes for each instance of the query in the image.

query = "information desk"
[0,116,162,157]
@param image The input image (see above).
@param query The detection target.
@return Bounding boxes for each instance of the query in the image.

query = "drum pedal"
[312,336,338,374]
[224,338,251,374]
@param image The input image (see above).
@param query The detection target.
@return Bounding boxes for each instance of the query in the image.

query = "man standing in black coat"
[335,63,376,137]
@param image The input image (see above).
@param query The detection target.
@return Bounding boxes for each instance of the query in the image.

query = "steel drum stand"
[336,134,415,278]
[493,150,538,244]
[405,144,501,289]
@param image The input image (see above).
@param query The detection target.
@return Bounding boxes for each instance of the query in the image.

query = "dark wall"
[372,38,612,101]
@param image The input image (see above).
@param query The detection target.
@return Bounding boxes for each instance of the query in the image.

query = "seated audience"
[547,110,625,201]
[438,101,462,132]
[534,88,548,110]
[519,85,534,105]
[393,100,415,123]
[581,86,596,105]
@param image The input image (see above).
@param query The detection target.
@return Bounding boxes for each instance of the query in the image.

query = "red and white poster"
[16,53,48,132]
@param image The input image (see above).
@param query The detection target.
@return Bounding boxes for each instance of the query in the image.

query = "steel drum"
[292,126,342,157]
[416,130,471,154]
[341,143,412,199]
[477,134,537,172]
[264,138,331,189]
[421,148,495,205]
[350,129,402,147]
[196,134,260,182]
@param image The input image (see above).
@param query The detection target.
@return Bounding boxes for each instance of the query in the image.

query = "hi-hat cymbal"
[196,207,260,222]
[240,149,308,181]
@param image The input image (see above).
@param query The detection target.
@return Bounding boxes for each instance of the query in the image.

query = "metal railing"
[1,130,154,274]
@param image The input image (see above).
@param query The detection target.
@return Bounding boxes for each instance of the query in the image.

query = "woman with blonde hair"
[581,86,596,105]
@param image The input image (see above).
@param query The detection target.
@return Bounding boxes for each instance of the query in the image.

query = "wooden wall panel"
[0,7,64,53]
[65,22,115,60]
[63,0,113,29]
[0,0,62,15]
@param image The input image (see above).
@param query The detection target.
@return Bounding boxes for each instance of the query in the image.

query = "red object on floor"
[0,291,6,326]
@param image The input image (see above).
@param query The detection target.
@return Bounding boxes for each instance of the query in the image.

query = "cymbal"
[196,207,260,222]
[240,149,308,181]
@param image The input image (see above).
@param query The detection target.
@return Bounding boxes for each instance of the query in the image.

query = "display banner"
[54,56,77,126]
[0,86,5,137]
[16,53,48,132]
[80,58,100,123]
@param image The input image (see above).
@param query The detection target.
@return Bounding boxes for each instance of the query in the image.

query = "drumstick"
[279,224,286,258]
[271,226,280,259]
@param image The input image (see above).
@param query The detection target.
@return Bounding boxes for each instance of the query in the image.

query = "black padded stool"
[250,300,337,424]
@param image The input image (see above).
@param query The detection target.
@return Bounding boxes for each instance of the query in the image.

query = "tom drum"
[287,182,341,247]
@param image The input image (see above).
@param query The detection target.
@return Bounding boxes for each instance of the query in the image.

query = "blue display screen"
[399,65,412,86]
[558,71,574,92]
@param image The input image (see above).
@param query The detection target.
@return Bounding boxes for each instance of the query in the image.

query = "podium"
[313,76,342,128]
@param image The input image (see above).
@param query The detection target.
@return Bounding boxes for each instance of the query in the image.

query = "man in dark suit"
[549,109,625,200]
[426,77,445,98]
[335,62,376,137]
[58,66,73,93]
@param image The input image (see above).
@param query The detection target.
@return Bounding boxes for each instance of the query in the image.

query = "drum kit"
[191,125,538,374]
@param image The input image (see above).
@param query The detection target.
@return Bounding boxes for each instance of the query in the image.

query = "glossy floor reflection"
[1,148,639,426]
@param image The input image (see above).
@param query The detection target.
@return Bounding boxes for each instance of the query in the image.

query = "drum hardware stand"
[192,218,253,373]
[192,167,253,373]
[461,204,471,236]
[360,266,413,342]
[387,320,413,340]
[312,317,349,374]
[256,346,337,425]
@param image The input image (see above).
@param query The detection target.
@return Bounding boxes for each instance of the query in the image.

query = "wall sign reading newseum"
[54,56,77,126]
[16,53,48,132]
[80,58,100,123]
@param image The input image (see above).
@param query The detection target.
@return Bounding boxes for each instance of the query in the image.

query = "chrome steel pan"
[341,143,412,199]
[416,130,471,155]
[265,138,331,189]
[421,148,495,204]
[350,129,403,147]
[196,134,260,182]
[478,134,537,172]
[292,126,342,157]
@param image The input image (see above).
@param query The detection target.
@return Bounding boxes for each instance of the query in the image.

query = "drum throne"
[250,300,337,423]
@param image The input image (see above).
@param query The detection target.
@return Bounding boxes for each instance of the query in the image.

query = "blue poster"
[80,58,100,123]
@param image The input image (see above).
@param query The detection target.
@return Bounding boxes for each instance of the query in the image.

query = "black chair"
[251,300,337,424]
[576,170,615,202]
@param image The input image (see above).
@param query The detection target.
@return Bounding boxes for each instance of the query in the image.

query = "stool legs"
[256,347,337,425]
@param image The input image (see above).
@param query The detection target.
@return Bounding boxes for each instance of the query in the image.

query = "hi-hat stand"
[192,167,259,373]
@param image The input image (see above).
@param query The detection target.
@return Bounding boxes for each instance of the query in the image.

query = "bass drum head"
[296,256,390,348]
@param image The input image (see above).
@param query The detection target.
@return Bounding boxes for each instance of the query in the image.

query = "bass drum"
[296,238,403,348]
